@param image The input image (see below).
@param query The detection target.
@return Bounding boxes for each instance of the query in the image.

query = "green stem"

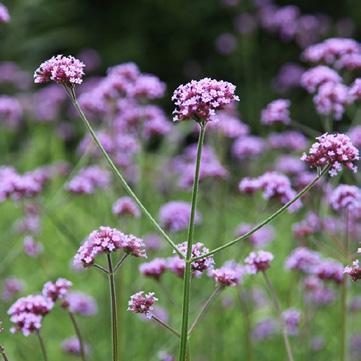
[238,290,253,361]
[192,165,329,262]
[0,346,9,361]
[68,312,87,361]
[188,286,222,335]
[107,254,119,361]
[94,263,109,275]
[341,210,349,361]
[262,271,294,361]
[68,88,182,258]
[178,122,206,361]
[114,253,129,273]
[151,315,180,338]
[37,332,49,361]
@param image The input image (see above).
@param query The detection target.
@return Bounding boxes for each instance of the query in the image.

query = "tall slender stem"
[188,286,222,335]
[114,253,129,273]
[238,290,253,361]
[178,123,206,361]
[151,315,180,337]
[341,210,349,361]
[262,271,294,361]
[192,165,330,261]
[67,89,182,258]
[68,312,87,361]
[0,346,9,361]
[37,332,49,361]
[107,254,119,361]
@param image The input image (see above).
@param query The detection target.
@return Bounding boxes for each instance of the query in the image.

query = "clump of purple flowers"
[261,99,291,125]
[34,55,85,86]
[127,291,158,319]
[62,336,91,356]
[139,258,167,281]
[245,250,274,273]
[301,133,359,176]
[0,3,10,23]
[112,196,141,218]
[172,78,239,122]
[42,278,72,302]
[211,261,245,287]
[159,201,201,233]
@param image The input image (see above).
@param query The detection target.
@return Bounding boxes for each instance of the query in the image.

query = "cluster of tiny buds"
[127,291,158,319]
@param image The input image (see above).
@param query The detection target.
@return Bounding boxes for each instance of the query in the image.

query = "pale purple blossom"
[267,131,307,151]
[252,318,278,341]
[273,63,304,93]
[232,136,265,160]
[329,184,361,212]
[301,133,359,176]
[348,125,361,149]
[0,3,10,23]
[261,99,291,125]
[23,236,44,257]
[61,336,91,356]
[292,212,321,240]
[234,223,275,248]
[245,250,274,273]
[172,78,239,122]
[275,155,305,175]
[65,292,98,316]
[132,74,166,99]
[139,258,167,280]
[159,201,201,232]
[215,33,237,55]
[127,291,158,319]
[112,196,141,218]
[211,261,245,287]
[300,66,342,93]
[349,78,361,100]
[285,247,321,274]
[34,55,85,86]
[207,112,249,138]
[315,259,344,284]
[42,278,72,302]
[0,96,22,128]
[2,277,24,301]
[282,309,301,336]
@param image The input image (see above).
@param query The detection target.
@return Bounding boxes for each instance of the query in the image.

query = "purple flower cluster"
[139,258,167,281]
[344,260,361,282]
[261,99,291,125]
[282,309,301,336]
[329,184,361,212]
[65,292,98,316]
[8,295,54,336]
[177,242,215,273]
[62,336,91,356]
[348,125,361,149]
[0,95,22,128]
[42,278,72,302]
[244,250,274,273]
[232,136,265,160]
[267,131,308,151]
[301,133,359,176]
[292,213,321,240]
[285,247,321,274]
[23,236,44,257]
[239,172,302,212]
[300,66,342,93]
[66,166,111,194]
[112,196,141,218]
[273,63,304,93]
[234,223,275,248]
[127,291,158,319]
[159,201,201,232]
[349,79,361,100]
[211,261,245,287]
[207,111,249,139]
[172,78,239,122]
[73,226,146,267]
[315,259,344,284]
[0,3,10,23]
[34,55,85,86]
[2,277,24,302]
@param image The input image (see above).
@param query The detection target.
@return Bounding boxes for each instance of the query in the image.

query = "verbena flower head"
[315,259,344,284]
[0,96,22,128]
[121,234,147,258]
[64,292,97,316]
[0,3,10,23]
[159,201,201,232]
[244,250,274,273]
[285,247,321,273]
[42,278,72,302]
[177,242,215,274]
[275,155,306,176]
[329,184,361,212]
[301,133,359,176]
[62,336,91,356]
[211,261,245,287]
[23,236,44,257]
[127,291,158,319]
[207,111,249,138]
[139,258,167,281]
[300,66,342,93]
[282,309,301,336]
[268,131,308,152]
[232,135,265,160]
[73,226,125,267]
[260,99,291,125]
[252,318,278,341]
[112,196,141,218]
[292,212,321,240]
[313,81,351,120]
[349,78,361,100]
[344,260,361,282]
[34,55,85,86]
[348,125,361,149]
[172,78,239,122]
[235,223,275,248]
[8,294,54,336]
[302,38,360,65]
[2,277,24,301]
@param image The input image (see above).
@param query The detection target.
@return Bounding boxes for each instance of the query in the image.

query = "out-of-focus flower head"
[234,224,275,248]
[245,250,274,273]
[112,196,141,218]
[42,278,72,302]
[64,291,98,316]
[300,66,342,93]
[285,247,321,274]
[261,99,291,125]
[0,3,10,23]
[2,277,24,302]
[61,336,91,356]
[139,258,167,281]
